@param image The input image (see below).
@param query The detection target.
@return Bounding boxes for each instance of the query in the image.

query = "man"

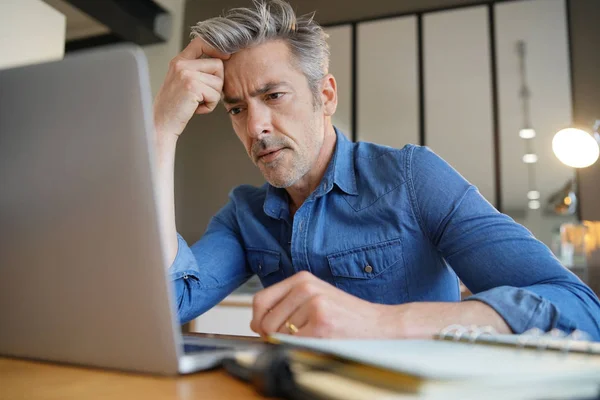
[153,0,600,339]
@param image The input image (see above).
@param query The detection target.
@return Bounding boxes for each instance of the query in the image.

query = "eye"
[267,92,284,101]
[228,107,242,115]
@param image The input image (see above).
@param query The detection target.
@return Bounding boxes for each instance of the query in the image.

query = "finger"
[276,300,312,336]
[291,295,333,338]
[251,272,320,334]
[294,321,323,338]
[174,68,222,98]
[195,103,218,115]
[260,281,320,335]
[176,58,225,81]
[194,82,221,114]
[194,70,223,93]
[180,37,230,61]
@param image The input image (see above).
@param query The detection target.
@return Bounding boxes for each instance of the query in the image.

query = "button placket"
[291,203,311,272]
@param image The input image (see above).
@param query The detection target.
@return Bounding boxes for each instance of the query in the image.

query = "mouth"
[257,148,285,163]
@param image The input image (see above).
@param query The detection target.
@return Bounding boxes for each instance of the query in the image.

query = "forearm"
[153,120,179,268]
[378,300,511,339]
[468,284,600,340]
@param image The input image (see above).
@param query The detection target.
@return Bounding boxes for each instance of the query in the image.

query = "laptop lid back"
[0,45,181,375]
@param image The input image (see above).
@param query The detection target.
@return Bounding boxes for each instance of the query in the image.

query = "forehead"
[222,40,304,96]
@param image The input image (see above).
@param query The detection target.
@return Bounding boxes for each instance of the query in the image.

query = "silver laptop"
[0,45,260,375]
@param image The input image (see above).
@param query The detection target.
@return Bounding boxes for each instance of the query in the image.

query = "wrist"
[377,301,511,339]
[390,302,457,339]
[153,108,185,141]
[153,129,178,169]
[153,118,179,146]
[154,120,180,141]
[460,299,512,333]
[156,130,179,146]
[375,303,417,338]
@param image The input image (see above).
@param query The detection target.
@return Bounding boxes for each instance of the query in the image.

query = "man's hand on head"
[153,38,230,139]
[152,38,230,265]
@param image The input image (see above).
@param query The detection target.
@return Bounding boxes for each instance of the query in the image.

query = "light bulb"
[552,128,599,168]
[528,200,541,210]
[519,128,536,139]
[527,190,540,200]
[522,153,538,163]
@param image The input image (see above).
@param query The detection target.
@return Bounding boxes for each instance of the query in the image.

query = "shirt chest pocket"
[326,238,408,304]
[246,248,284,288]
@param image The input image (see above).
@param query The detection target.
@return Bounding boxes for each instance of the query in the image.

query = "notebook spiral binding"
[436,324,599,355]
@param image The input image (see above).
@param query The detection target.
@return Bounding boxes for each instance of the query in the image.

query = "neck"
[286,123,337,215]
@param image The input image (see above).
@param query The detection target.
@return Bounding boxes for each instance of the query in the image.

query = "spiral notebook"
[268,326,600,400]
[435,324,600,355]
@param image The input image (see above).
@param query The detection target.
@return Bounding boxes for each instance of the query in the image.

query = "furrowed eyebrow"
[223,81,290,104]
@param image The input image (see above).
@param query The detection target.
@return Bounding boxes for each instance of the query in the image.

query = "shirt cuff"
[168,233,200,281]
[465,286,576,334]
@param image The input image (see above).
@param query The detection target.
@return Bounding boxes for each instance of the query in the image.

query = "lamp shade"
[552,128,599,168]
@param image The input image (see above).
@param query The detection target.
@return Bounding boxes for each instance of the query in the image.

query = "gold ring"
[285,320,299,335]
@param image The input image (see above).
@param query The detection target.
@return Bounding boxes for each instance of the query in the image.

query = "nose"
[246,103,272,140]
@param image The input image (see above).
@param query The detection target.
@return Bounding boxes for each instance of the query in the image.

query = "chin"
[265,176,291,188]
[264,172,298,188]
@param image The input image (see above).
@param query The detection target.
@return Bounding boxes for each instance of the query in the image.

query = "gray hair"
[190,0,330,105]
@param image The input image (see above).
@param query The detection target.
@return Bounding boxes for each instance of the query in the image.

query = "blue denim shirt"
[170,129,600,340]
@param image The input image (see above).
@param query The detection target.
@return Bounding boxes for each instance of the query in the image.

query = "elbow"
[173,276,199,325]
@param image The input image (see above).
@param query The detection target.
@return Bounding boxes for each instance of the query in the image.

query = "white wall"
[142,0,186,97]
[424,6,496,206]
[357,16,419,148]
[325,25,353,137]
[0,0,66,70]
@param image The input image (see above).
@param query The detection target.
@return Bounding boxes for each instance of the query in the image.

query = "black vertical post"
[565,0,582,221]
[417,13,425,147]
[351,23,358,142]
[488,4,502,213]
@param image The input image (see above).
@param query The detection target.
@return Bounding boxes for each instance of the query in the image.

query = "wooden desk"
[0,357,267,399]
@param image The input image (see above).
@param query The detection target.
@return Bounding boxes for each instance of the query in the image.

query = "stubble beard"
[253,132,322,189]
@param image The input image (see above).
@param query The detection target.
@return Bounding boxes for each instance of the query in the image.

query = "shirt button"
[364,265,373,273]
[258,263,262,271]
[183,274,188,280]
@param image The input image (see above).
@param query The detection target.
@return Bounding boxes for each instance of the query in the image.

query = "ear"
[320,74,337,117]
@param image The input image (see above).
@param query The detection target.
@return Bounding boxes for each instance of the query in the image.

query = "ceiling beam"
[64,0,171,51]
[65,34,124,53]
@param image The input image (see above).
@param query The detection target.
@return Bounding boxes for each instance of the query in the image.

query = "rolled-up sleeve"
[407,145,600,340]
[169,233,201,281]
[169,199,252,324]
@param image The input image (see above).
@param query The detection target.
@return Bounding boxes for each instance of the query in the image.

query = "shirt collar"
[263,184,289,220]
[263,127,358,219]
[312,127,358,198]
[331,127,359,196]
